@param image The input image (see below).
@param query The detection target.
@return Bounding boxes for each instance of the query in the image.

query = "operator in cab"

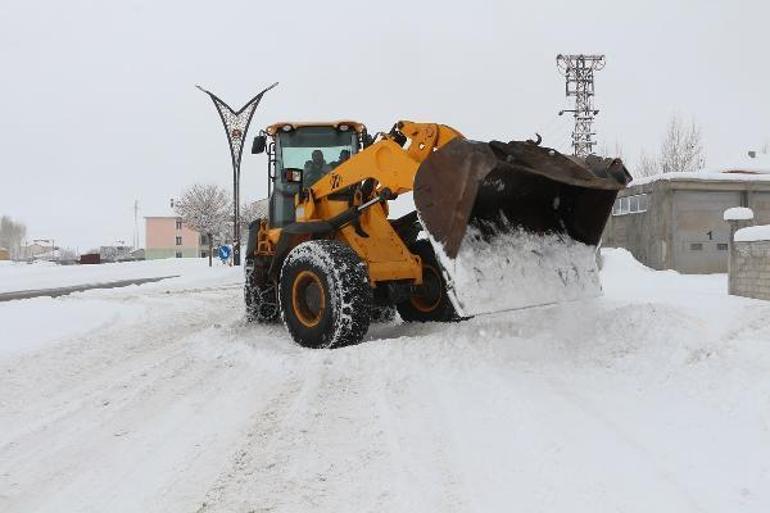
[330,149,351,169]
[303,149,331,186]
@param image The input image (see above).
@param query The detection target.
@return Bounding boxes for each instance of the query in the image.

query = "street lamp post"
[196,82,278,266]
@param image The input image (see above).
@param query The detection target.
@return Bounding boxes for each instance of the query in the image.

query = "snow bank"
[723,207,754,221]
[0,261,242,356]
[735,224,770,242]
[0,297,146,357]
[0,258,225,293]
[433,227,601,316]
[600,247,727,303]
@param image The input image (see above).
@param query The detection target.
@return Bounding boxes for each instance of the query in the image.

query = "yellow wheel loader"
[244,120,630,348]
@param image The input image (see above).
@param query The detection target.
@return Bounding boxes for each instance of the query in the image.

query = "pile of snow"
[434,227,601,316]
[723,207,754,221]
[735,224,770,242]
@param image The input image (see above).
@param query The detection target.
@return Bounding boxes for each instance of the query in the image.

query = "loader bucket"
[413,137,631,316]
[414,138,631,258]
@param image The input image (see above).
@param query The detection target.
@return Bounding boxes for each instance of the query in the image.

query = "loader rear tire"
[397,240,457,323]
[280,240,372,348]
[244,259,280,323]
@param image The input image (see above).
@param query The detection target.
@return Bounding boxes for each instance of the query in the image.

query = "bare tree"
[634,148,659,178]
[660,115,704,174]
[241,198,269,225]
[174,184,231,267]
[0,216,27,260]
[598,140,624,160]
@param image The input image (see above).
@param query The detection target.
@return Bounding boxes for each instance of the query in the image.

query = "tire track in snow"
[0,287,281,513]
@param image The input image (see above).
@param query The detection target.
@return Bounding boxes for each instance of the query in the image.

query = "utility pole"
[196,82,278,266]
[556,54,606,158]
[133,199,139,249]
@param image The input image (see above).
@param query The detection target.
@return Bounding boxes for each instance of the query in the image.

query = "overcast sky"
[1,0,768,250]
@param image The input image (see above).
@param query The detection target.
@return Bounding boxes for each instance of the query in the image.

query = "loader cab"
[256,121,367,228]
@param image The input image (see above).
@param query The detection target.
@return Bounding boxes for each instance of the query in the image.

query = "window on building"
[176,236,182,246]
[638,194,649,212]
[717,243,728,251]
[612,193,649,216]
[690,243,703,251]
[176,218,182,230]
[175,251,182,258]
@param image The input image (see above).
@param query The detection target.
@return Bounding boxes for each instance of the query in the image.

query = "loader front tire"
[280,240,372,348]
[397,240,457,323]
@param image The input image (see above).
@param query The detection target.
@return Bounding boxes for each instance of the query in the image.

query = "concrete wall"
[730,240,770,300]
[602,182,673,270]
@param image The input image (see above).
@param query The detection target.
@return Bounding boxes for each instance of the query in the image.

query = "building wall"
[602,182,673,270]
[603,180,770,274]
[145,217,200,259]
[145,247,200,259]
[731,241,770,300]
[0,248,9,260]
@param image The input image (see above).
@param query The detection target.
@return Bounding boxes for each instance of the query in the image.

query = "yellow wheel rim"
[410,264,443,313]
[292,270,326,327]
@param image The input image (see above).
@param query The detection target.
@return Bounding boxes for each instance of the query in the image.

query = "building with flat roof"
[602,155,770,273]
[145,216,202,259]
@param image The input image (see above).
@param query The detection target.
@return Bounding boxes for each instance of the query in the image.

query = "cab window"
[269,127,357,227]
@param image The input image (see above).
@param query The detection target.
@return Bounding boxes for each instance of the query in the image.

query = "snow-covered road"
[1,252,770,512]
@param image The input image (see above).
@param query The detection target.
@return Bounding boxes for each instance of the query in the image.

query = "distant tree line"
[0,216,27,259]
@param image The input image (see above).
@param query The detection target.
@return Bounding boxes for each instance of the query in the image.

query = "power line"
[556,54,606,157]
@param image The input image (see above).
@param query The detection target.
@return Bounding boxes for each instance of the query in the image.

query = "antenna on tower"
[556,54,606,158]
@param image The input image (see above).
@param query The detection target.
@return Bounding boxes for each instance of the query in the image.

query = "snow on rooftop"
[629,152,770,187]
[713,151,770,174]
[630,170,770,187]
[735,224,770,242]
[723,207,754,221]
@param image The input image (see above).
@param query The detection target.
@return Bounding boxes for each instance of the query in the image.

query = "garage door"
[673,190,741,273]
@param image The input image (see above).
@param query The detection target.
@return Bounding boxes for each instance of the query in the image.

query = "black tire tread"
[280,240,372,348]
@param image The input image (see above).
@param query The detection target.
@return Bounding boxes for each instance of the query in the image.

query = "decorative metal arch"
[196,82,278,265]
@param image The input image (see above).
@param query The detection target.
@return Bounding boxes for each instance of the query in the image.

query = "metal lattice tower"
[556,54,606,157]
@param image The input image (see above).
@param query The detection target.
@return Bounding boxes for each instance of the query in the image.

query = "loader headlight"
[339,124,349,131]
[282,124,292,132]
